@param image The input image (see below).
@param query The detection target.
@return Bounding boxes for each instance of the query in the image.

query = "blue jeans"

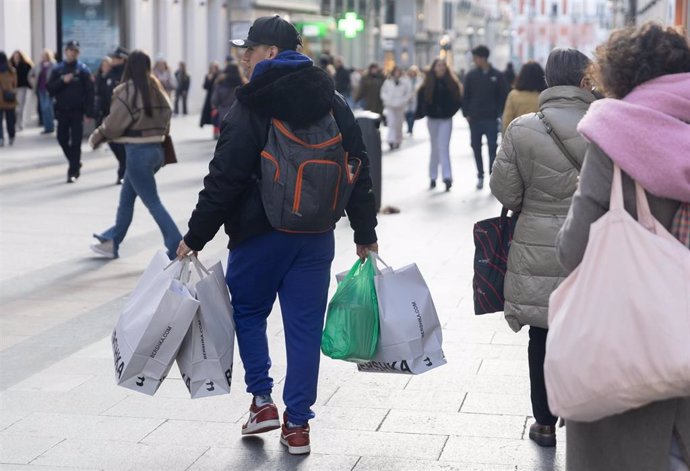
[226,230,335,425]
[98,143,182,258]
[469,119,499,178]
[38,89,54,132]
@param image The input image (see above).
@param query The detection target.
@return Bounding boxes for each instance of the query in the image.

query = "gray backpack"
[260,114,362,232]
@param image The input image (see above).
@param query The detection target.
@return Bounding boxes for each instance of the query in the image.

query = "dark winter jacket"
[416,79,462,119]
[200,73,218,126]
[211,76,241,124]
[47,60,94,116]
[356,73,385,114]
[334,66,351,96]
[184,63,378,251]
[14,61,32,88]
[462,65,509,121]
[95,63,124,118]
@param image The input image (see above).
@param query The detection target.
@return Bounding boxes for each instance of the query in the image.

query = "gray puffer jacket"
[490,86,595,331]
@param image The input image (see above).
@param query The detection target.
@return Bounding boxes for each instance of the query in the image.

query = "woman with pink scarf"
[556,23,690,471]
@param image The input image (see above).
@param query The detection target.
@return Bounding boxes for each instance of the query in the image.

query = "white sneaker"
[90,240,117,259]
[476,177,484,190]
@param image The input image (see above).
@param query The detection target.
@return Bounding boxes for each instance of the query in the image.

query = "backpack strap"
[272,118,342,149]
[537,111,582,172]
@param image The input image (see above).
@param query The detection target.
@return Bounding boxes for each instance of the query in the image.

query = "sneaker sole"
[90,245,117,259]
[241,419,280,435]
[280,436,311,455]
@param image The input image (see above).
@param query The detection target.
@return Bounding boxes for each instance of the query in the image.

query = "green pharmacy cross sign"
[338,12,364,39]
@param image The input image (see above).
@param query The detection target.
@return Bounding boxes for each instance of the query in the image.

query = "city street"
[0,115,566,470]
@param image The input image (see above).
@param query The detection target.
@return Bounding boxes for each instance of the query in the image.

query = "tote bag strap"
[537,111,581,172]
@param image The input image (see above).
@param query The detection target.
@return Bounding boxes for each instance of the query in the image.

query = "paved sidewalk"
[0,115,565,470]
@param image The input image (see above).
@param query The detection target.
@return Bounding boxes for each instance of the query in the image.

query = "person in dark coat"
[355,63,385,114]
[47,40,94,183]
[0,51,18,147]
[100,47,129,183]
[10,50,33,131]
[200,61,220,128]
[174,62,190,115]
[334,56,352,105]
[462,45,509,190]
[176,15,378,456]
[211,63,245,133]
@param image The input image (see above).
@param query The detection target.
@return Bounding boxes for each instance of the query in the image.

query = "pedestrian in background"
[404,65,421,135]
[380,65,412,150]
[490,47,595,449]
[501,61,546,134]
[556,23,690,471]
[30,49,57,134]
[355,63,384,115]
[463,45,509,190]
[415,58,462,192]
[153,58,176,97]
[47,40,94,183]
[504,62,516,89]
[10,50,33,131]
[176,15,378,455]
[0,51,18,147]
[200,61,220,130]
[88,49,181,260]
[100,47,129,184]
[94,56,112,126]
[211,62,245,132]
[334,57,352,106]
[174,61,190,115]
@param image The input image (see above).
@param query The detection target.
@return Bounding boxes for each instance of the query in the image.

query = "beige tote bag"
[545,164,690,422]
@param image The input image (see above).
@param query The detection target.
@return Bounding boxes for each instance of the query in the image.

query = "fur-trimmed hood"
[236,65,335,127]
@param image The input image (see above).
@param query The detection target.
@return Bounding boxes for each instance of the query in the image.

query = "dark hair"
[471,45,490,58]
[422,58,462,104]
[122,50,163,118]
[514,61,546,92]
[222,63,246,87]
[545,48,591,88]
[0,51,8,68]
[589,22,690,98]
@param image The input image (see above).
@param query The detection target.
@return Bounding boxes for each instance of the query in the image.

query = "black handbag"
[472,208,518,315]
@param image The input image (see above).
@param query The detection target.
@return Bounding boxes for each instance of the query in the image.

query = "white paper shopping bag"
[112,252,199,395]
[176,257,235,398]
[357,254,446,375]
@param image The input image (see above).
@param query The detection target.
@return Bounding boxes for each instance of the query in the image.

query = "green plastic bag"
[321,255,380,362]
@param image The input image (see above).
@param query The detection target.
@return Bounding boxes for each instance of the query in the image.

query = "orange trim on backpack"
[344,153,362,184]
[261,151,280,182]
[273,119,343,149]
[293,160,341,214]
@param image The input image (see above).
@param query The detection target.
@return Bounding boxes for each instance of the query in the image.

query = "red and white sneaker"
[241,398,280,435]
[280,412,311,455]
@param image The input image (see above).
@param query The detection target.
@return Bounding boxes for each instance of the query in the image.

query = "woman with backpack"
[88,50,182,260]
[489,48,596,448]
[555,23,690,471]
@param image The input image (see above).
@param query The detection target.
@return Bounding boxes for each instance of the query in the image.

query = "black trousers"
[0,109,16,140]
[528,326,558,426]
[469,119,499,178]
[56,112,84,177]
[108,142,127,180]
[174,91,187,115]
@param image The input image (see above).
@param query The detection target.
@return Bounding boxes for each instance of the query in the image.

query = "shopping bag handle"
[189,254,211,278]
[163,256,193,282]
[369,252,391,270]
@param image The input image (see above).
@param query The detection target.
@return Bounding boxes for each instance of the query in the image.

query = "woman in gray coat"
[556,23,690,471]
[489,48,596,447]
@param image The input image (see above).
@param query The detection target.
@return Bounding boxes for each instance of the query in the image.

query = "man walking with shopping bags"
[176,15,378,455]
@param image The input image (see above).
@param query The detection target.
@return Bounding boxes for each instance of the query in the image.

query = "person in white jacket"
[380,66,412,150]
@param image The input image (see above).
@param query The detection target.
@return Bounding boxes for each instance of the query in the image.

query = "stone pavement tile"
[492,330,529,346]
[9,371,94,393]
[441,342,525,361]
[0,379,130,416]
[309,428,447,460]
[0,434,63,465]
[467,374,530,395]
[354,456,515,471]
[0,465,100,470]
[0,334,29,351]
[380,410,526,439]
[461,392,532,416]
[100,394,248,423]
[404,358,481,393]
[140,419,242,448]
[2,412,165,442]
[310,405,390,431]
[440,435,566,470]
[187,447,358,471]
[327,386,466,412]
[478,359,530,377]
[29,438,208,470]
[319,363,412,390]
[0,410,27,431]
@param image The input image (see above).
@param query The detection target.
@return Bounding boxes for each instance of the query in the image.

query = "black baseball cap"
[108,47,129,59]
[65,40,80,51]
[230,15,301,50]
